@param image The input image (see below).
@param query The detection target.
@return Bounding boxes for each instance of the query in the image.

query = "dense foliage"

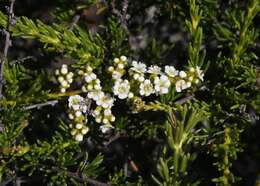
[0,0,259,185]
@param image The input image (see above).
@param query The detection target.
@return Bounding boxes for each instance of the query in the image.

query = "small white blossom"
[60,65,68,75]
[120,55,127,62]
[84,72,97,83]
[139,79,154,96]
[81,127,89,135]
[175,80,190,92]
[112,71,123,80]
[154,75,171,94]
[75,133,83,142]
[68,95,84,111]
[61,88,66,93]
[96,95,114,109]
[113,79,131,99]
[130,61,147,74]
[148,65,161,75]
[75,110,82,117]
[165,65,178,77]
[114,58,120,63]
[179,71,187,78]
[75,123,83,129]
[88,90,104,102]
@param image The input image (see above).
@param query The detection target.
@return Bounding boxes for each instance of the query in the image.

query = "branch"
[52,167,111,186]
[23,100,59,110]
[174,94,195,105]
[111,0,129,32]
[0,0,16,99]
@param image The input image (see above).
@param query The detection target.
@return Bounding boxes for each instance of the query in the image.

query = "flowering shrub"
[55,56,204,141]
[0,0,259,186]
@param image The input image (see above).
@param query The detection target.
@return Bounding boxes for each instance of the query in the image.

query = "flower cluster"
[55,56,205,142]
[67,95,89,141]
[55,64,74,93]
[108,57,204,99]
[80,66,115,131]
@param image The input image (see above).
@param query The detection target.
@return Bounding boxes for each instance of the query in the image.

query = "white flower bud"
[120,56,127,61]
[68,113,74,119]
[61,67,68,75]
[118,63,124,69]
[71,129,77,136]
[81,127,89,135]
[75,111,82,117]
[75,133,83,141]
[128,92,134,99]
[61,80,68,87]
[58,76,64,83]
[114,58,120,63]
[60,88,66,93]
[75,123,83,129]
[110,115,115,122]
[179,71,187,78]
[87,84,93,91]
[108,66,114,72]
[55,69,60,75]
[103,118,109,124]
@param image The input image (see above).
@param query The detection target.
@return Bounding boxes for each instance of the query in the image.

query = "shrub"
[0,0,259,185]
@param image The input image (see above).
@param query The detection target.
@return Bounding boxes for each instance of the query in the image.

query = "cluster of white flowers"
[55,64,74,93]
[79,66,115,133]
[109,57,205,98]
[108,56,128,80]
[67,95,89,142]
[55,56,205,142]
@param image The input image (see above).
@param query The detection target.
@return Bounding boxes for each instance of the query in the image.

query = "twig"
[9,56,36,66]
[0,0,16,99]
[69,14,81,31]
[52,167,111,186]
[174,94,195,105]
[23,100,58,110]
[111,0,129,32]
[103,132,127,146]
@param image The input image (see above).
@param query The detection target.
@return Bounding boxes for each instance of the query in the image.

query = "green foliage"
[0,0,259,185]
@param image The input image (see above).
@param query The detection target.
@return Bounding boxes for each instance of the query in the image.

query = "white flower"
[84,72,97,83]
[189,67,195,72]
[61,80,69,87]
[195,66,204,81]
[139,79,154,96]
[96,95,114,109]
[60,65,68,75]
[130,61,147,74]
[75,133,83,141]
[154,75,171,94]
[100,124,114,133]
[179,71,187,78]
[175,80,191,92]
[68,95,89,113]
[58,76,64,83]
[75,110,82,117]
[68,95,84,110]
[113,79,131,99]
[165,65,178,77]
[75,123,83,129]
[81,127,89,135]
[114,58,120,63]
[148,65,161,75]
[112,71,123,80]
[118,63,125,69]
[61,88,66,93]
[120,55,127,62]
[88,90,104,102]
